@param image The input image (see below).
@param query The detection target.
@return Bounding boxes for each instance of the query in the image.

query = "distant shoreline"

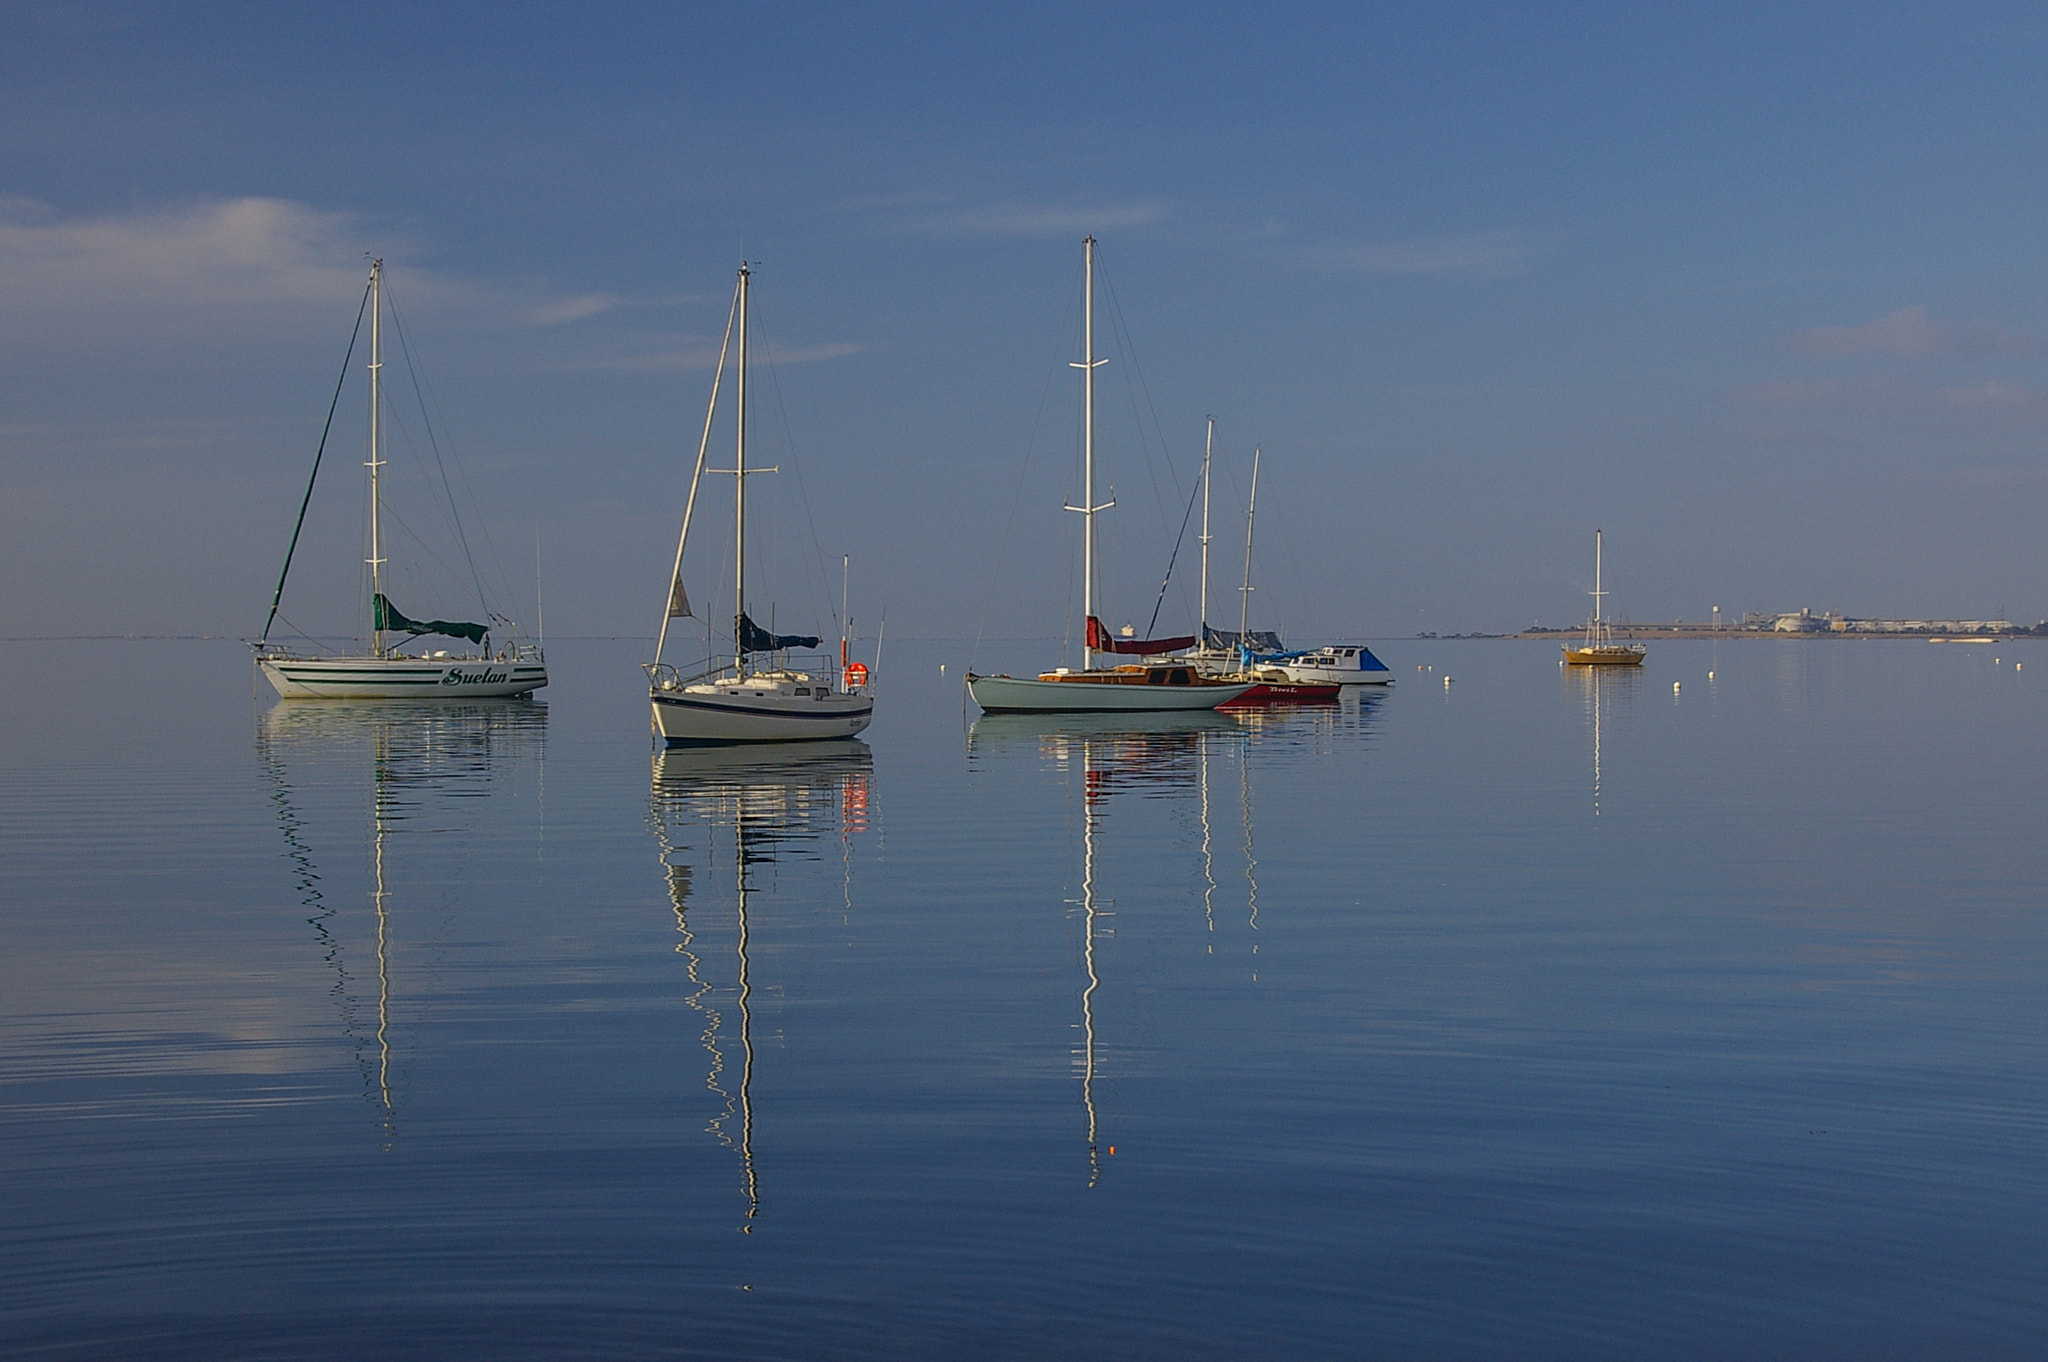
[1513,627,2041,641]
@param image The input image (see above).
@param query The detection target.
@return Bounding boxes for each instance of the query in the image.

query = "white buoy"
[1443,676,1452,688]
[1707,671,1715,680]
[1673,681,1681,693]
[940,664,947,673]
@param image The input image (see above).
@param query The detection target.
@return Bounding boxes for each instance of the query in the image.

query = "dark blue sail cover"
[1203,625,1284,654]
[373,593,488,645]
[738,612,821,656]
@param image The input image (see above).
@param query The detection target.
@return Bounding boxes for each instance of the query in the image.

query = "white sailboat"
[255,259,546,699]
[966,239,1253,714]
[1562,529,1647,667]
[646,263,874,745]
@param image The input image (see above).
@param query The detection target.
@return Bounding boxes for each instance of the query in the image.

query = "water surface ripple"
[2,637,2044,1358]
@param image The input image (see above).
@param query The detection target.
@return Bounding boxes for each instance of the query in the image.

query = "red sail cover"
[1087,615,1196,655]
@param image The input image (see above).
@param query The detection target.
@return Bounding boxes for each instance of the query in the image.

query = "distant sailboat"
[645,263,875,745]
[966,239,1253,714]
[254,259,547,699]
[1563,530,1647,667]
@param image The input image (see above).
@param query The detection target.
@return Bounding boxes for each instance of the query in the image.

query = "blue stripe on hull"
[652,695,873,721]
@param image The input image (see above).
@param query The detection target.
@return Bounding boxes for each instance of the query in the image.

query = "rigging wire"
[1146,474,1205,638]
[383,280,511,631]
[1096,253,1197,629]
[262,279,371,644]
[969,253,1084,670]
[752,304,843,640]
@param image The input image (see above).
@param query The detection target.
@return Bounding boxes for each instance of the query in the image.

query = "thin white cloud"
[1726,376,1901,411]
[1792,306,2031,358]
[527,293,621,325]
[0,196,368,324]
[1940,381,2044,413]
[1303,230,1541,279]
[0,197,645,349]
[577,341,861,372]
[919,202,1166,236]
[1725,376,2048,426]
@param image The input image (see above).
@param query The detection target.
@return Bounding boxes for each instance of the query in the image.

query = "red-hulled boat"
[1218,677,1341,707]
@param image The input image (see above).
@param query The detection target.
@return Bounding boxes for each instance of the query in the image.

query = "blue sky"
[5,2,2047,641]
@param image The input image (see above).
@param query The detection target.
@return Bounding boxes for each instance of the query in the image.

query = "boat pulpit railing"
[644,661,683,691]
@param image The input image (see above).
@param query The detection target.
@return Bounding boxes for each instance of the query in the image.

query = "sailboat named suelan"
[1562,529,1647,667]
[966,239,1253,714]
[644,264,874,746]
[254,259,547,699]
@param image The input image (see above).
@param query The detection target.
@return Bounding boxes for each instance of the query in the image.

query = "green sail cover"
[373,593,489,645]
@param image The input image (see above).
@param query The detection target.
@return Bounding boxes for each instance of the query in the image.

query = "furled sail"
[373,593,489,645]
[1202,625,1283,655]
[1086,615,1195,655]
[738,612,820,656]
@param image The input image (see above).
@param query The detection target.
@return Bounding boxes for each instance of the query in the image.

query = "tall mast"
[1238,448,1260,645]
[1199,417,1213,639]
[367,258,386,658]
[1065,238,1112,669]
[735,263,750,670]
[1594,529,1606,635]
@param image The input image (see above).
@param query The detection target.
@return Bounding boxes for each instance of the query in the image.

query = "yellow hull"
[1563,646,1646,666]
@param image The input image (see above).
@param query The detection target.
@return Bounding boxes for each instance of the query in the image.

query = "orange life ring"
[845,662,869,688]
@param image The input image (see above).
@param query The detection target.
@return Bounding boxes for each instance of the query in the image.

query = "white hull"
[966,673,1252,713]
[261,655,547,699]
[652,686,873,745]
[1274,663,1394,686]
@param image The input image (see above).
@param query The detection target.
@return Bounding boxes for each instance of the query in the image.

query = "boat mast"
[1591,528,1606,645]
[1199,417,1213,642]
[367,258,386,659]
[653,276,739,669]
[1238,447,1260,646]
[735,263,750,673]
[1066,237,1111,670]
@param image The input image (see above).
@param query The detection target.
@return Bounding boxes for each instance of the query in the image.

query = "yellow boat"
[1563,530,1646,667]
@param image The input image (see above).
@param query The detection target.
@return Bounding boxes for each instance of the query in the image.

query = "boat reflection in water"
[649,740,874,1228]
[1565,663,1641,820]
[968,694,1391,1181]
[255,699,548,1141]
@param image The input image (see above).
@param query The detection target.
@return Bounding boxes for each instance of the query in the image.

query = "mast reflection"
[256,698,547,1140]
[968,695,1388,1182]
[1566,665,1640,819]
[968,712,1232,1185]
[649,740,874,1229]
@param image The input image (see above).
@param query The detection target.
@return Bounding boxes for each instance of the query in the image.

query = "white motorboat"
[254,258,547,700]
[966,238,1252,714]
[1274,644,1396,687]
[645,263,874,745]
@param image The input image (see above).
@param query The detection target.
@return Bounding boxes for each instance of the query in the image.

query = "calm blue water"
[3,637,2045,1359]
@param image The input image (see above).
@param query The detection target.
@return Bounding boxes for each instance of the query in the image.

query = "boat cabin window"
[1145,666,1194,685]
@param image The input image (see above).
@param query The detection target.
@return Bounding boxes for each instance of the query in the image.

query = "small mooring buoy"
[1443,676,1453,688]
[1707,671,1715,680]
[1673,681,1681,694]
